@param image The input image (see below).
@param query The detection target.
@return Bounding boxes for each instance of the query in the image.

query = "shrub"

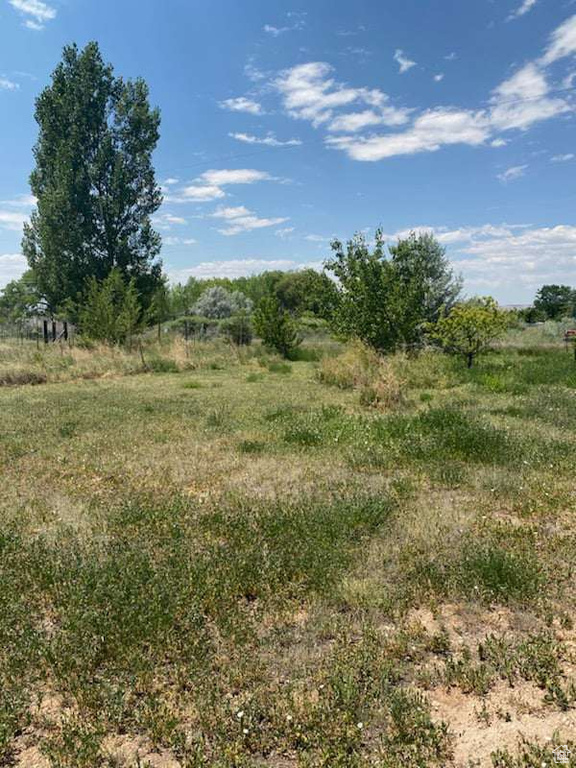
[254,297,300,358]
[429,297,508,368]
[220,313,253,346]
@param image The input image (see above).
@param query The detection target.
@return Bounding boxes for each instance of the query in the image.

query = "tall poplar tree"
[22,42,163,315]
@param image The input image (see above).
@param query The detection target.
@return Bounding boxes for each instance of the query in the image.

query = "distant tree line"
[1,41,570,366]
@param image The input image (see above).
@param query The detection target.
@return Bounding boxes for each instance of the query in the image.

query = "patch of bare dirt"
[431,680,576,766]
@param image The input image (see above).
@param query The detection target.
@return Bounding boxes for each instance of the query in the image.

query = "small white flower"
[236,710,244,719]
[286,714,293,721]
[243,728,249,734]
[357,722,364,729]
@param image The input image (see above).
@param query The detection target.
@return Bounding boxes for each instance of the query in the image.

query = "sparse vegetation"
[1,323,576,766]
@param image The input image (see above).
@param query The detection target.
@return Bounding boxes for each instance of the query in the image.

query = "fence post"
[63,321,68,342]
[43,320,49,344]
[52,321,57,342]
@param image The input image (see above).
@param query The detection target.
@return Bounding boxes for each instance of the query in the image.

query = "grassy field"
[1,331,576,767]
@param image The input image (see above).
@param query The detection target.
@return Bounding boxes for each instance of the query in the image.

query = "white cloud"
[0,77,19,91]
[210,205,288,236]
[382,223,576,296]
[166,169,275,204]
[327,108,491,161]
[489,63,569,132]
[497,164,528,182]
[244,61,267,82]
[9,0,56,30]
[0,194,36,208]
[275,227,295,238]
[153,213,187,229]
[162,237,197,247]
[0,210,28,231]
[168,258,300,282]
[433,73,445,83]
[200,169,271,186]
[507,0,538,21]
[219,97,264,115]
[178,185,226,203]
[551,153,575,162]
[297,15,576,163]
[274,62,410,129]
[393,49,416,74]
[229,132,302,147]
[0,253,27,288]
[305,234,331,242]
[263,13,305,36]
[161,177,179,187]
[453,224,576,292]
[540,14,576,65]
[444,52,458,61]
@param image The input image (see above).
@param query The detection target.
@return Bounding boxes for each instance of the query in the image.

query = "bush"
[254,297,300,358]
[220,313,252,346]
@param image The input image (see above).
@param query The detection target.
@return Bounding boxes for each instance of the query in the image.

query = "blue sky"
[1,0,576,303]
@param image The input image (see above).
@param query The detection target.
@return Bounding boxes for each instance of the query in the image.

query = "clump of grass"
[492,738,576,768]
[238,439,267,454]
[0,370,48,387]
[246,372,264,383]
[399,524,542,607]
[318,342,379,390]
[146,356,180,373]
[267,360,292,374]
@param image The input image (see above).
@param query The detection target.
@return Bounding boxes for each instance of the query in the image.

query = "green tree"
[147,281,171,340]
[274,269,339,319]
[23,42,163,315]
[254,296,300,358]
[220,312,253,346]
[389,232,462,325]
[533,285,575,320]
[429,297,507,368]
[80,268,142,344]
[0,271,42,324]
[326,229,458,353]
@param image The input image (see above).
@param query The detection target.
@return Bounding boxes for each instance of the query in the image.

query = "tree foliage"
[274,269,339,319]
[533,284,575,320]
[254,296,300,358]
[220,312,253,346]
[325,230,461,353]
[192,286,253,319]
[23,42,163,315]
[80,268,143,344]
[0,272,42,324]
[429,297,507,368]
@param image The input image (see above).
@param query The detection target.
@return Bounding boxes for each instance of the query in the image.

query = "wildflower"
[357,722,363,729]
[236,710,244,719]
[286,714,293,722]
[243,728,249,735]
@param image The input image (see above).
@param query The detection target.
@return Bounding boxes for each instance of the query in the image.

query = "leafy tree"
[147,281,171,340]
[80,268,142,344]
[220,312,253,346]
[254,296,300,358]
[193,286,252,319]
[274,269,339,319]
[0,271,42,323]
[429,297,507,368]
[22,42,163,315]
[521,305,547,324]
[389,232,462,325]
[326,229,458,353]
[533,285,575,320]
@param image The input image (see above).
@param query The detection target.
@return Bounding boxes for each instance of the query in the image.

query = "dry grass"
[1,335,576,766]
